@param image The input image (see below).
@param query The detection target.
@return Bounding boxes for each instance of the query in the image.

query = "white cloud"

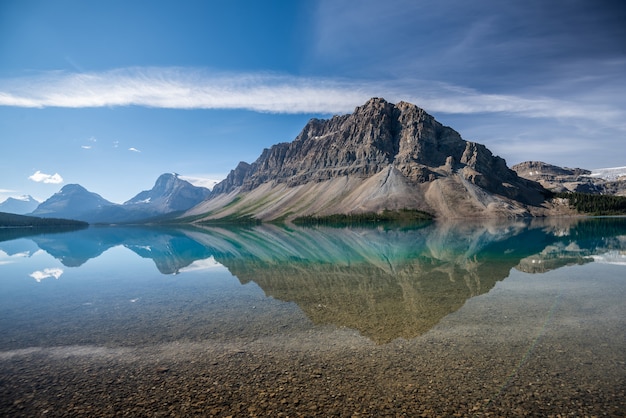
[30,267,64,282]
[179,175,223,190]
[128,147,141,153]
[28,170,63,184]
[81,145,92,149]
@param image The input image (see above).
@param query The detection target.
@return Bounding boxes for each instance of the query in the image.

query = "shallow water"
[1,218,625,416]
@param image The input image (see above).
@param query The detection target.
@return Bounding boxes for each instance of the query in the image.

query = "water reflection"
[1,217,625,343]
[29,267,63,282]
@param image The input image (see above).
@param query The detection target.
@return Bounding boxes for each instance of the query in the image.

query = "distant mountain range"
[9,98,626,225]
[30,173,211,224]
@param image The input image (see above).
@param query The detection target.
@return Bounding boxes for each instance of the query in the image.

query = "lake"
[1,218,625,416]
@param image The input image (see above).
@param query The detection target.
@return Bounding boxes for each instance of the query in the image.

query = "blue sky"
[1,0,625,203]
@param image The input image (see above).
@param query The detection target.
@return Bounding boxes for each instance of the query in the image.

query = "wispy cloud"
[28,170,63,184]
[81,145,92,149]
[0,67,623,129]
[128,147,141,153]
[0,68,367,113]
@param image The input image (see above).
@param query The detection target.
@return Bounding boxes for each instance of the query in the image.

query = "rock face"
[512,161,626,196]
[211,162,252,194]
[188,98,550,221]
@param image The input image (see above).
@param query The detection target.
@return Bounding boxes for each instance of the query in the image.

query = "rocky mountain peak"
[212,98,539,202]
[188,98,551,221]
[125,173,211,212]
[150,173,182,195]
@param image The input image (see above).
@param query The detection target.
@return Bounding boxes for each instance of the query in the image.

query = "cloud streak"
[28,170,63,184]
[0,67,623,129]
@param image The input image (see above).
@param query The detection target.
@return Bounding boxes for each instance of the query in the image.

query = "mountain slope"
[187,98,550,221]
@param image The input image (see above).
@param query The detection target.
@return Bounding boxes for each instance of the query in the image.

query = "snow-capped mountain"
[124,173,212,213]
[29,174,212,224]
[512,162,626,196]
[589,166,626,181]
[0,195,40,214]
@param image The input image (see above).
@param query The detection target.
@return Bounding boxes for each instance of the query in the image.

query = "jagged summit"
[187,98,550,221]
[213,98,534,199]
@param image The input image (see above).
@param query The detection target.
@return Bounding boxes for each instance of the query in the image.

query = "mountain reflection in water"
[2,217,625,343]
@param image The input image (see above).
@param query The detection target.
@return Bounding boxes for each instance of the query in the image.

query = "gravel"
[1,320,624,417]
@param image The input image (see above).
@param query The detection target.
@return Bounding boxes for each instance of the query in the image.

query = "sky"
[1,0,625,204]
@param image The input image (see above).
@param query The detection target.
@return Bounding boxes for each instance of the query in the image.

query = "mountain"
[512,161,626,196]
[30,184,116,221]
[30,174,212,224]
[124,173,212,212]
[0,195,40,214]
[590,166,626,181]
[186,98,551,222]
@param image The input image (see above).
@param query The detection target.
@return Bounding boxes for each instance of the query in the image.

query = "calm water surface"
[1,218,625,416]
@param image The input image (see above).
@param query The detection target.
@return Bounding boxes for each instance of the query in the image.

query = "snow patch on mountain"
[590,166,626,181]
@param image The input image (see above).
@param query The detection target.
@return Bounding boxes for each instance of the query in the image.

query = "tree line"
[0,212,88,228]
[555,192,626,216]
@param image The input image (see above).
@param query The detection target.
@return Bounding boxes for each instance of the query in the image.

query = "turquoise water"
[1,218,625,416]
